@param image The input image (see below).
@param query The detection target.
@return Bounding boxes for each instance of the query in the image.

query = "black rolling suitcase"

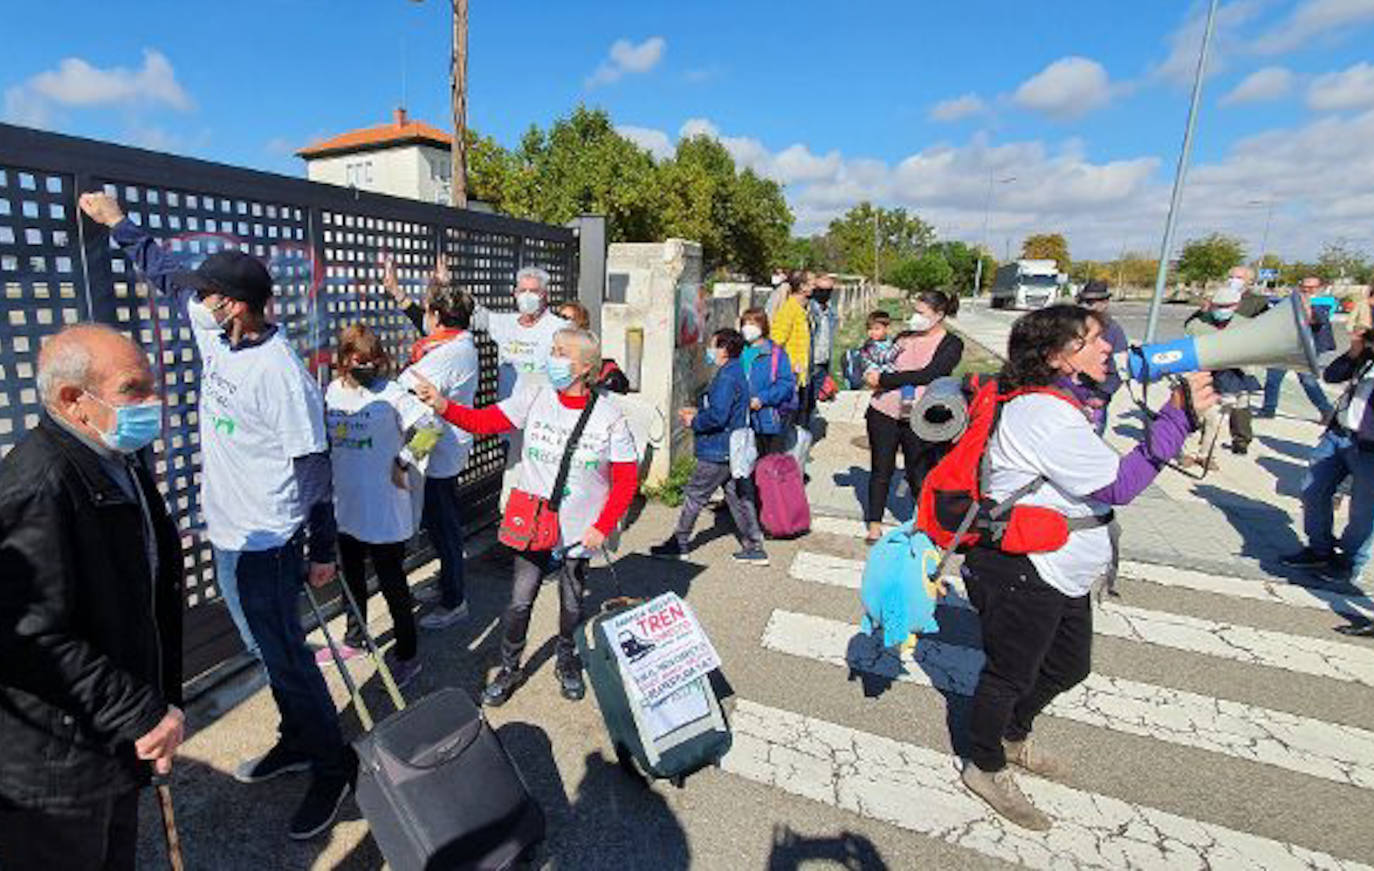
[306,583,543,870]
[575,592,731,787]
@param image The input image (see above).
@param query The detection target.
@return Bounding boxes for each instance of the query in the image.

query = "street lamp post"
[1248,198,1274,276]
[971,172,1015,296]
[1145,0,1219,343]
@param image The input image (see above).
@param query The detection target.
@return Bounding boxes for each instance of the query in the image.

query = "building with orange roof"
[297,108,455,205]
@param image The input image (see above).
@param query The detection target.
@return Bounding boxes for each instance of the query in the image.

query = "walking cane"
[154,777,185,871]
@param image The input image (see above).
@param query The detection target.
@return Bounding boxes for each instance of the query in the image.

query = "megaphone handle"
[1171,375,1200,431]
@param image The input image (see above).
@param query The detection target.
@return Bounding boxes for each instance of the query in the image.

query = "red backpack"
[916,374,1107,562]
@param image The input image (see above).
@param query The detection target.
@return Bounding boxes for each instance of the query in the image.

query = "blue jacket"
[743,340,797,435]
[692,359,749,462]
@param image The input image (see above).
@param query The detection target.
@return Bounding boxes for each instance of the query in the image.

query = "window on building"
[345,161,374,187]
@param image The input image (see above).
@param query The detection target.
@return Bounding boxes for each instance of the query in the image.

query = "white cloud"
[1307,61,1374,111]
[1252,0,1374,54]
[1151,0,1265,85]
[585,36,666,88]
[615,124,673,160]
[1220,66,1294,105]
[1012,57,1113,120]
[929,94,986,122]
[3,49,192,128]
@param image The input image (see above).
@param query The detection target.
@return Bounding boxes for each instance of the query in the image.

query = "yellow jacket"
[772,295,811,385]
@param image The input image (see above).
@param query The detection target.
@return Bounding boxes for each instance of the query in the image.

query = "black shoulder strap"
[549,390,599,512]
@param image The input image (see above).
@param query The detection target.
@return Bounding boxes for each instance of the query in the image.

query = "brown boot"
[1003,737,1070,780]
[961,761,1051,831]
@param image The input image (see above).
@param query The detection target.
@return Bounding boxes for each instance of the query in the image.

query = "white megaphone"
[1126,292,1321,383]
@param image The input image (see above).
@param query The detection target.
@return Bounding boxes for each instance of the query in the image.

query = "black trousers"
[865,406,942,523]
[0,789,139,870]
[502,551,588,669]
[338,534,417,661]
[964,547,1093,773]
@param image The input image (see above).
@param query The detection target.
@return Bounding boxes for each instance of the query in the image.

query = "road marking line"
[789,551,1374,688]
[762,609,1374,791]
[725,699,1373,871]
[1117,560,1374,620]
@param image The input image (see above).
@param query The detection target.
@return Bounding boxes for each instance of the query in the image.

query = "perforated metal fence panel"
[0,124,578,684]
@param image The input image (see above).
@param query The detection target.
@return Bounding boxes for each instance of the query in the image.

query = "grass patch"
[642,456,697,507]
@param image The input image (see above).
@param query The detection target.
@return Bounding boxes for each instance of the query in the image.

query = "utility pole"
[971,173,1015,296]
[872,210,880,290]
[451,0,468,208]
[1145,0,1218,343]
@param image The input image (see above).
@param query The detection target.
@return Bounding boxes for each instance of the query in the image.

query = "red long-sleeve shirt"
[440,392,638,535]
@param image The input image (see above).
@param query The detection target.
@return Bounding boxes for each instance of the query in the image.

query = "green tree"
[1176,233,1245,287]
[888,250,953,294]
[1021,233,1071,271]
[1316,242,1372,284]
[934,241,994,296]
[822,202,935,280]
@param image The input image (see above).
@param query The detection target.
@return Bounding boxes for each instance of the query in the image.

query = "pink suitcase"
[754,453,811,537]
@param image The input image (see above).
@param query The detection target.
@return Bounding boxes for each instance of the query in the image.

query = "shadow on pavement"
[1256,455,1309,499]
[1194,483,1304,573]
[767,823,889,870]
[499,721,691,870]
[1257,434,1315,462]
[834,465,915,523]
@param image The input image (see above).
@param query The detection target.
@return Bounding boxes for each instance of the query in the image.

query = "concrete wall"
[601,239,709,485]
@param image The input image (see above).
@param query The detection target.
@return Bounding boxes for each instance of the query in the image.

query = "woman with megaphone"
[959,304,1216,832]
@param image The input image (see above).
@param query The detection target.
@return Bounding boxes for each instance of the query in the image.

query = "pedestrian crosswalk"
[713,520,1374,868]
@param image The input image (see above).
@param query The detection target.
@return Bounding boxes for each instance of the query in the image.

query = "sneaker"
[556,660,586,701]
[412,585,441,605]
[1231,442,1250,456]
[960,761,1051,831]
[1317,554,1354,585]
[1336,622,1374,638]
[389,655,423,688]
[314,644,362,667]
[648,539,687,560]
[419,601,469,630]
[1254,409,1277,419]
[1003,737,1069,780]
[1281,547,1334,569]
[731,547,770,567]
[482,666,523,707]
[234,743,312,784]
[288,771,353,840]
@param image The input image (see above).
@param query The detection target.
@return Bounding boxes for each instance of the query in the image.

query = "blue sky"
[4,0,1374,260]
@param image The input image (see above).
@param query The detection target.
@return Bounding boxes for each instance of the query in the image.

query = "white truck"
[990,259,1063,310]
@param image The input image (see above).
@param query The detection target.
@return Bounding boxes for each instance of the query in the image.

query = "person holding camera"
[960,305,1215,831]
[411,328,638,706]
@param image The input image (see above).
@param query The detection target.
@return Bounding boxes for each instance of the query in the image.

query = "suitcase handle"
[304,574,407,732]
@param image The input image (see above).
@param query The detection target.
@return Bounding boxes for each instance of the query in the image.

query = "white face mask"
[908,313,936,333]
[741,323,763,343]
[515,291,543,316]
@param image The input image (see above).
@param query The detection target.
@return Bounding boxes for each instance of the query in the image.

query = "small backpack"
[915,375,1110,565]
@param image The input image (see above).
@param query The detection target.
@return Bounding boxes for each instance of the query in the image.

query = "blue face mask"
[87,392,162,453]
[704,345,717,367]
[1212,308,1234,323]
[547,355,576,390]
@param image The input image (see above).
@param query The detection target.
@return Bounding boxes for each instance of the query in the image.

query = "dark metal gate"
[0,123,578,684]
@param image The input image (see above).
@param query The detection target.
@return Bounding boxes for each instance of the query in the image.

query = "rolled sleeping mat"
[909,376,969,443]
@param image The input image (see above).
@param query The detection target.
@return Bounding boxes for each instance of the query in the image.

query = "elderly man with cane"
[0,324,185,869]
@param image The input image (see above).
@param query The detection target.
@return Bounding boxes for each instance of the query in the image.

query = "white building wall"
[305,145,439,201]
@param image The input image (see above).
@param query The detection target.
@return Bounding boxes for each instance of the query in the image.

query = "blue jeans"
[1302,430,1374,581]
[214,548,258,659]
[423,475,466,609]
[222,533,350,778]
[1263,368,1334,418]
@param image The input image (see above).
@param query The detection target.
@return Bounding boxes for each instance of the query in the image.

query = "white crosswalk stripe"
[788,551,1374,688]
[1118,560,1374,620]
[724,699,1373,871]
[762,609,1374,790]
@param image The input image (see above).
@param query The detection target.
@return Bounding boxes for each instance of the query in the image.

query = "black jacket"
[0,415,183,809]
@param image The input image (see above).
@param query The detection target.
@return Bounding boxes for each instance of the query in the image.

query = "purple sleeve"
[1090,403,1191,505]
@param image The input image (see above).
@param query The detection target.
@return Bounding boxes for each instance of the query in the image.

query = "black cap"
[1078,279,1110,302]
[173,250,273,307]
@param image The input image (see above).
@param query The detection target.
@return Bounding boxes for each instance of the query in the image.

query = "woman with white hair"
[411,328,639,706]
